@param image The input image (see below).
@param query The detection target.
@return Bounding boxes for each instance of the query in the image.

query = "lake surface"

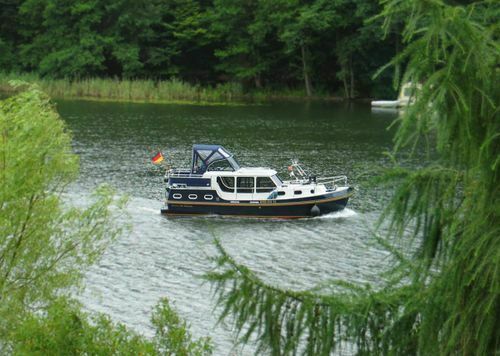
[58,99,398,355]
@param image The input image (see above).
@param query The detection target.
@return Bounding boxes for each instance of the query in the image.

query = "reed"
[0,73,245,103]
[0,72,339,104]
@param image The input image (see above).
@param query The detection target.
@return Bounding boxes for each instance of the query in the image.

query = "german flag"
[151,152,164,164]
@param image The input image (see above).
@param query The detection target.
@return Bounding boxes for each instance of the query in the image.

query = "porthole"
[277,191,286,196]
[294,190,302,195]
[172,193,182,199]
[204,194,214,200]
[188,194,198,200]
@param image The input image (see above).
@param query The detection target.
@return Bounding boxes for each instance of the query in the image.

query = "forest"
[0,0,404,99]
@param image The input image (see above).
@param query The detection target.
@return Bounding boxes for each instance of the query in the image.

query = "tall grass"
[0,73,329,104]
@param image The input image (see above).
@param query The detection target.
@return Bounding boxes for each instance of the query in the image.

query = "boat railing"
[165,168,204,179]
[316,176,348,190]
[283,175,348,189]
[315,175,348,186]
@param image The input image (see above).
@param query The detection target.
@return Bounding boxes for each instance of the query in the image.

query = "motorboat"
[371,82,421,109]
[160,144,353,218]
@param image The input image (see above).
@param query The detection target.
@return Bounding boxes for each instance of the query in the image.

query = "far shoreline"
[0,73,373,106]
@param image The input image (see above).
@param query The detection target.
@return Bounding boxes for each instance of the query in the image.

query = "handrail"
[166,168,204,179]
[283,175,348,187]
[315,175,348,185]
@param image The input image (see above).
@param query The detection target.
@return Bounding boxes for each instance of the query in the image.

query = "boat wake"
[317,208,357,219]
[136,206,159,214]
[133,206,358,220]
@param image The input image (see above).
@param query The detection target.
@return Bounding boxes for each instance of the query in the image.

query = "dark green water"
[58,99,398,355]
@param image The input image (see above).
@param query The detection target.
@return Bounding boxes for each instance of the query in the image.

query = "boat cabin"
[167,144,284,201]
[205,168,283,201]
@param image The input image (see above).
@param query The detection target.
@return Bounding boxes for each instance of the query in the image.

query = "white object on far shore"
[371,82,421,108]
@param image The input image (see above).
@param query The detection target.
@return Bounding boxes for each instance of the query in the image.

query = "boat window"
[256,177,276,193]
[193,155,206,174]
[294,190,302,195]
[237,177,254,193]
[277,191,286,196]
[207,159,234,171]
[272,174,283,186]
[217,176,235,193]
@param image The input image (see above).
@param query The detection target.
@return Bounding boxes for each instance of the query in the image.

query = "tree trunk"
[254,74,262,89]
[342,75,349,99]
[349,55,354,99]
[300,43,313,97]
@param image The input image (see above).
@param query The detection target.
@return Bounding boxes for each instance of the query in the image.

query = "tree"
[330,0,387,99]
[145,0,214,81]
[15,0,215,81]
[210,0,284,89]
[0,84,212,354]
[103,0,213,80]
[265,0,338,96]
[18,0,109,77]
[0,0,21,72]
[206,0,499,354]
[0,82,123,309]
[6,297,211,355]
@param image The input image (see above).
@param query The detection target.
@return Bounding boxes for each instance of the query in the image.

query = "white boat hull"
[371,100,403,108]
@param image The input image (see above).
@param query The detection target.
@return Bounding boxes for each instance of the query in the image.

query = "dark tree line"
[0,0,400,98]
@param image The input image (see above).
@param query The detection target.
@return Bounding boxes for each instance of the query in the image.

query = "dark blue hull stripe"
[167,187,353,203]
[167,193,351,207]
[162,196,350,217]
[162,187,353,217]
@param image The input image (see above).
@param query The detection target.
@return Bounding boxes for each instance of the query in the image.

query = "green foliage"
[0,84,213,354]
[209,0,292,89]
[206,0,499,354]
[206,240,422,355]
[375,1,500,354]
[0,73,300,104]
[5,296,212,355]
[0,38,16,72]
[152,298,213,355]
[15,0,206,78]
[18,0,107,77]
[6,297,155,355]
[0,0,398,97]
[0,82,125,310]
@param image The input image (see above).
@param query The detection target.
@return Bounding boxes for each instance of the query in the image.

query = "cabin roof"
[191,144,240,174]
[204,167,278,176]
[193,144,226,152]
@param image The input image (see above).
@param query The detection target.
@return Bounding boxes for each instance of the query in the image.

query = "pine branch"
[205,239,418,355]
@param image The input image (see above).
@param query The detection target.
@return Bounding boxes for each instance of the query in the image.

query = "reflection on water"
[58,99,397,355]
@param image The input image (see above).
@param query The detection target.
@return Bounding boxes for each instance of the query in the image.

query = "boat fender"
[310,205,321,217]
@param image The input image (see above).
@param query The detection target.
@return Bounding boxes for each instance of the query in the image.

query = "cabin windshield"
[191,144,240,174]
[272,174,283,186]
